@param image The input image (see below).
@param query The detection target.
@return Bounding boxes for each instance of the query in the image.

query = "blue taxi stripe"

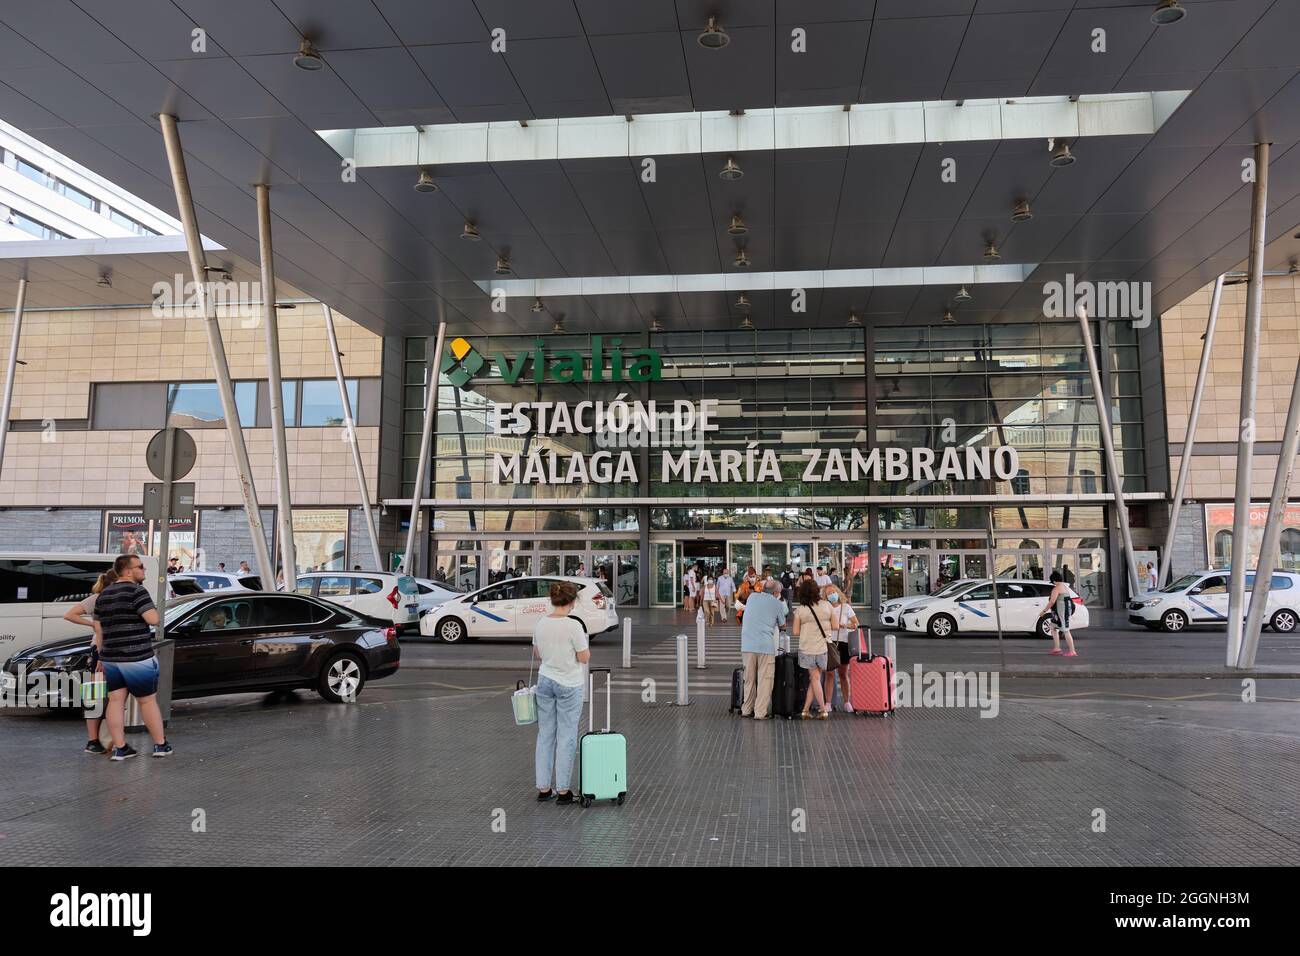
[472,605,508,622]
[1188,596,1226,619]
[957,601,989,618]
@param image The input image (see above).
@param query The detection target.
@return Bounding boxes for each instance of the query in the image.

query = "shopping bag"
[511,680,538,725]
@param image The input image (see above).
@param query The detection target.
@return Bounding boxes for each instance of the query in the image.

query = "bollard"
[622,616,632,669]
[884,633,897,707]
[696,614,707,669]
[673,632,690,706]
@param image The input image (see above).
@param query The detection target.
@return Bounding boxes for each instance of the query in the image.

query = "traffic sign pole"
[155,426,175,646]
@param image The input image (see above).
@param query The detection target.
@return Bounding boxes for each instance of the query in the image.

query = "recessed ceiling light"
[719,156,743,181]
[734,292,751,313]
[733,248,750,269]
[727,214,748,236]
[494,256,511,276]
[847,312,861,327]
[739,316,754,330]
[1050,142,1076,167]
[413,169,438,193]
[953,286,972,302]
[531,297,544,313]
[293,37,324,71]
[942,309,955,324]
[983,241,1001,261]
[698,15,730,49]
[1011,199,1033,223]
[461,221,480,241]
[1150,1,1187,26]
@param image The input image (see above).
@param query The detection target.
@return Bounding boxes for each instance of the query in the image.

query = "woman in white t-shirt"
[822,583,858,713]
[532,581,592,805]
[701,577,718,625]
[63,568,117,755]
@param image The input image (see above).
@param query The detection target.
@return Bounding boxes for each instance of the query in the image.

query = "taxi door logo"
[441,337,484,390]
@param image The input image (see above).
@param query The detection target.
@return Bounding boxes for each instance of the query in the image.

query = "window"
[295,577,314,595]
[281,381,298,427]
[7,210,72,240]
[476,583,517,603]
[54,180,97,211]
[299,379,357,427]
[1080,469,1096,494]
[316,576,352,597]
[964,584,994,600]
[0,558,43,603]
[197,600,253,630]
[354,577,385,594]
[1213,530,1232,568]
[1196,576,1227,595]
[15,157,52,187]
[167,382,256,428]
[996,582,1034,599]
[106,206,159,236]
[255,596,333,627]
[41,559,112,603]
[1011,469,1030,496]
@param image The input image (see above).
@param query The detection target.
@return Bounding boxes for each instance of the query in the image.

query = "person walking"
[1062,564,1075,587]
[701,575,719,625]
[1145,562,1158,593]
[780,565,795,609]
[682,566,694,612]
[1037,571,1079,657]
[532,581,591,804]
[814,566,831,588]
[62,567,117,754]
[97,554,171,760]
[716,567,735,617]
[217,562,226,573]
[821,583,857,713]
[739,578,787,719]
[238,560,251,574]
[792,577,834,719]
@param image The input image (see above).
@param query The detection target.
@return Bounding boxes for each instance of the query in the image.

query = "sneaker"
[151,741,173,758]
[110,745,138,761]
[83,740,108,756]
[824,704,833,713]
[842,702,854,713]
[536,789,554,802]
[556,791,575,805]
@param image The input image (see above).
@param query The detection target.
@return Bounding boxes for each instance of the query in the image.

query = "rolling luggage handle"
[588,666,612,734]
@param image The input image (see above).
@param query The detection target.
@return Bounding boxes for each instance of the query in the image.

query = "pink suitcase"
[848,627,893,716]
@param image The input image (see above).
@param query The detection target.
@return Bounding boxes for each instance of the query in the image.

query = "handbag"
[511,644,538,726]
[810,607,839,669]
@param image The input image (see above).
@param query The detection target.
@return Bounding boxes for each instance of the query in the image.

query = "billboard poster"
[103,512,200,568]
[1204,503,1300,570]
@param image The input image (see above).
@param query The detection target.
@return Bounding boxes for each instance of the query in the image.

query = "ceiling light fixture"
[531,297,544,313]
[650,315,664,332]
[460,220,481,241]
[1050,142,1076,167]
[293,37,324,71]
[847,312,861,327]
[942,309,955,324]
[494,256,511,276]
[953,285,972,303]
[1011,198,1033,223]
[983,240,1001,261]
[739,316,754,330]
[1290,260,1299,276]
[698,15,730,49]
[733,248,750,269]
[727,214,748,236]
[734,292,751,313]
[413,169,438,193]
[551,314,566,333]
[719,156,743,181]
[96,272,112,288]
[1150,1,1188,26]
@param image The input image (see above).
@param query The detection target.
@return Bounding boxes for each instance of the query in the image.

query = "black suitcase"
[729,666,744,714]
[771,652,809,719]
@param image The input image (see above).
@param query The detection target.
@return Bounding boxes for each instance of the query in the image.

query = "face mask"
[828,593,840,603]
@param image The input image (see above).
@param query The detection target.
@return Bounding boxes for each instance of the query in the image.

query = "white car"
[879,579,979,627]
[295,571,420,628]
[167,571,262,598]
[900,579,1090,638]
[1126,569,1300,633]
[413,577,461,617]
[420,576,618,644]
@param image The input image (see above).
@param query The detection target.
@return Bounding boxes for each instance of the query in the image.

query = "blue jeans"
[535,675,584,791]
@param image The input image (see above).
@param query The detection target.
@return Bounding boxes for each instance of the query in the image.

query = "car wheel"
[318,651,366,703]
[1270,609,1298,634]
[436,617,468,644]
[1036,616,1056,639]
[927,614,956,639]
[1161,609,1188,633]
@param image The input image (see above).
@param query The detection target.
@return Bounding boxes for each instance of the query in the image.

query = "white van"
[0,552,160,665]
[295,570,421,628]
[1126,569,1300,633]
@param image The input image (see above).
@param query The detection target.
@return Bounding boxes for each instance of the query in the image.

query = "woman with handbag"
[62,568,117,755]
[791,577,834,719]
[821,584,857,713]
[532,581,592,805]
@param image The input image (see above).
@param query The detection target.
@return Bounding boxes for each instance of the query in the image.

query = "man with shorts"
[97,554,172,760]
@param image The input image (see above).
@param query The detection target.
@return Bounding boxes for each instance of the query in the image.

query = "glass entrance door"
[728,542,754,576]
[761,542,787,576]
[962,553,987,579]
[652,542,676,607]
[594,552,638,606]
[905,554,929,598]
[936,553,961,588]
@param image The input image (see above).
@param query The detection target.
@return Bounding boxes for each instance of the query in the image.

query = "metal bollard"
[696,614,707,669]
[884,633,897,707]
[673,632,690,706]
[622,616,632,669]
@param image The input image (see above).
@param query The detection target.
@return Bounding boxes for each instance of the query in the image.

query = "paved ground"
[2,613,1298,866]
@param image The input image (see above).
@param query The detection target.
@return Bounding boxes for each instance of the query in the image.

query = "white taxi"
[879,579,978,627]
[420,576,618,644]
[900,579,1090,638]
[295,571,421,629]
[1126,569,1300,633]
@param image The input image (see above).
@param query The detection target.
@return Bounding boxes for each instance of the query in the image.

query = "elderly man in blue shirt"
[739,578,788,719]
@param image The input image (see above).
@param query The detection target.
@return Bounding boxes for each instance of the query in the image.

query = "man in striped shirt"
[98,554,172,761]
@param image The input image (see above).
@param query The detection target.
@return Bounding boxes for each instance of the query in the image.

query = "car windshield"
[164,600,199,625]
[932,581,964,597]
[1161,573,1203,593]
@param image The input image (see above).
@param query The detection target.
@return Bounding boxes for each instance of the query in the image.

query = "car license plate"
[1,672,15,692]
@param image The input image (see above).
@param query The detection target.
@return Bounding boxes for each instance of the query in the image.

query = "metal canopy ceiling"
[1,0,1298,337]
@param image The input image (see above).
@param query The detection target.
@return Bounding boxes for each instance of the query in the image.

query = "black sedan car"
[3,591,400,706]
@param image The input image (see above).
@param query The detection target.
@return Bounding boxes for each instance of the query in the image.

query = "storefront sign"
[1204,502,1300,569]
[442,335,661,389]
[103,512,198,567]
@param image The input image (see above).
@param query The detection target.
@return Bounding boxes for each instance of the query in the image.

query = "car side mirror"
[169,618,199,637]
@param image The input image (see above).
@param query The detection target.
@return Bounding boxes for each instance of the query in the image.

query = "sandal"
[817,710,829,720]
[800,710,811,720]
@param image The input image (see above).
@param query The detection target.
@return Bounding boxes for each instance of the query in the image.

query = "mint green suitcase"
[579,667,627,807]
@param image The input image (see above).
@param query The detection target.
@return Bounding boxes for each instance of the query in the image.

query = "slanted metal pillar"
[1159,274,1224,588]
[1077,305,1142,600]
[159,113,275,588]
[0,277,27,479]
[255,183,296,585]
[402,320,447,576]
[323,303,381,571]
[1227,142,1269,667]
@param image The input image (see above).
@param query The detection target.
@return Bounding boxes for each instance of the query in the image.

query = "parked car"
[413,577,461,617]
[167,571,262,599]
[900,579,1090,638]
[879,579,979,627]
[1,591,399,706]
[420,576,618,644]
[1126,569,1300,633]
[294,571,420,629]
